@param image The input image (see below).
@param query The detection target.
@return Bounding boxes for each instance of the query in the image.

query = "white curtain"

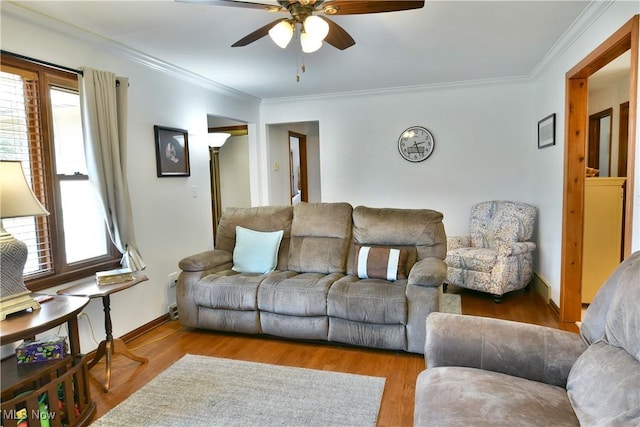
[79,68,145,271]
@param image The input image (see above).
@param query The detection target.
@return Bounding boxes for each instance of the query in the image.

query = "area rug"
[92,354,385,427]
[442,293,462,314]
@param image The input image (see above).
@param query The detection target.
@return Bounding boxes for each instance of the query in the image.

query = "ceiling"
[8,0,595,100]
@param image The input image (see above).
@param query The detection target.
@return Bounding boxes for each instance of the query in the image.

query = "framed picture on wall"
[538,113,556,149]
[154,125,190,177]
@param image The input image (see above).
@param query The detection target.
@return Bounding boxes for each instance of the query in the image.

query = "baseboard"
[85,313,171,360]
[531,272,550,304]
[121,313,171,343]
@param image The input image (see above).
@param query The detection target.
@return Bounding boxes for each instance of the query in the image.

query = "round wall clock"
[397,126,435,162]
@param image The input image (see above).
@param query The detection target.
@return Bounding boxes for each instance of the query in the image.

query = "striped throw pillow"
[355,244,408,281]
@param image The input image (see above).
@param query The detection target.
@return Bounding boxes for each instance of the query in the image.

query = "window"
[1,54,120,290]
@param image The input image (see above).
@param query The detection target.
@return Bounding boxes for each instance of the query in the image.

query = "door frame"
[288,131,308,204]
[560,15,638,323]
[587,108,613,173]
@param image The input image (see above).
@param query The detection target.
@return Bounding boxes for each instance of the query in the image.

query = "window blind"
[0,67,54,277]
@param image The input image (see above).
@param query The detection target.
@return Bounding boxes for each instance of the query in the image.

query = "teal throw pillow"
[232,226,284,274]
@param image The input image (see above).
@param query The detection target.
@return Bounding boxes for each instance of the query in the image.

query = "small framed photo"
[154,125,190,177]
[538,113,556,149]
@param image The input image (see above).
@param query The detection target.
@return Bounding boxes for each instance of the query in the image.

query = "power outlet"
[168,303,179,320]
[168,272,179,287]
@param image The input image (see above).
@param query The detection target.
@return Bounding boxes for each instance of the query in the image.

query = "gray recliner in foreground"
[415,251,640,426]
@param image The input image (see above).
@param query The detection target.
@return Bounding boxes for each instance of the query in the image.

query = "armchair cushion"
[469,201,536,249]
[567,342,640,426]
[445,247,496,272]
[415,367,579,427]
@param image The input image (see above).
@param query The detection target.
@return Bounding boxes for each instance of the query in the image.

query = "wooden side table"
[57,276,149,392]
[0,294,95,427]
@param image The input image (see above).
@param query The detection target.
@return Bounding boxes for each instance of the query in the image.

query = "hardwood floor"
[88,286,578,426]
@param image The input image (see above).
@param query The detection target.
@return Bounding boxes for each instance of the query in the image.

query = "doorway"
[587,108,613,175]
[289,131,308,205]
[560,16,638,323]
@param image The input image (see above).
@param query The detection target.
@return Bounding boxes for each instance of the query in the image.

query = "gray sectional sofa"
[177,202,447,353]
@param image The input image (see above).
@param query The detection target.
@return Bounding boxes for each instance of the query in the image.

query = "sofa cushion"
[216,206,293,270]
[288,203,353,274]
[232,226,283,274]
[328,276,407,324]
[567,341,640,426]
[445,247,496,272]
[354,244,408,281]
[193,272,264,311]
[329,318,406,351]
[258,272,343,316]
[351,205,447,262]
[415,367,578,427]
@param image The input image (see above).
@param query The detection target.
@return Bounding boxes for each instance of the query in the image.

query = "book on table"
[96,267,134,285]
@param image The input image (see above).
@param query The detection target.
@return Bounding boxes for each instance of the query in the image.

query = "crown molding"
[3,0,616,106]
[261,75,530,105]
[528,0,614,80]
[262,1,617,104]
[3,2,261,105]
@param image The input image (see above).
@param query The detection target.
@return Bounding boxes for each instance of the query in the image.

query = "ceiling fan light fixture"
[268,20,294,48]
[300,31,323,53]
[303,15,329,41]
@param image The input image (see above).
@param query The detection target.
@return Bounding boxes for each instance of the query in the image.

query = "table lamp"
[0,160,50,320]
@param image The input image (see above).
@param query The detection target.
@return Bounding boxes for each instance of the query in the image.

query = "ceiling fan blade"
[176,0,285,12]
[231,19,285,47]
[322,1,424,15]
[323,17,355,50]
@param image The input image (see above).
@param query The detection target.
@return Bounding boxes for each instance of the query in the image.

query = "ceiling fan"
[179,0,425,53]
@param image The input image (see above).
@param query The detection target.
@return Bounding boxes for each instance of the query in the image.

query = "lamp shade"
[269,20,294,49]
[208,133,231,148]
[301,32,323,53]
[304,15,329,41]
[0,160,49,219]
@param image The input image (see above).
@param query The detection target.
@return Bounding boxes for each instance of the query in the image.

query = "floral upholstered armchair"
[445,201,537,302]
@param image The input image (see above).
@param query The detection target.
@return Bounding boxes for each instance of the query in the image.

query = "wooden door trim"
[289,131,308,203]
[587,108,614,172]
[619,101,630,177]
[561,15,638,323]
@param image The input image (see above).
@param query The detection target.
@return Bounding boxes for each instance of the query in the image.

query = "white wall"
[267,121,321,205]
[260,1,640,307]
[220,135,252,210]
[1,4,260,354]
[530,1,640,304]
[262,81,535,238]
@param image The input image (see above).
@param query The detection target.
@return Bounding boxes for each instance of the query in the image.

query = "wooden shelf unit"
[0,294,95,426]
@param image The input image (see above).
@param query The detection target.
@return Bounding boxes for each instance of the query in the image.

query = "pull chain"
[295,25,306,82]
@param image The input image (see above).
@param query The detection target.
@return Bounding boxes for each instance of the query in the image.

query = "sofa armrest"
[425,312,587,387]
[447,235,470,251]
[408,257,447,288]
[177,250,233,328]
[179,249,233,272]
